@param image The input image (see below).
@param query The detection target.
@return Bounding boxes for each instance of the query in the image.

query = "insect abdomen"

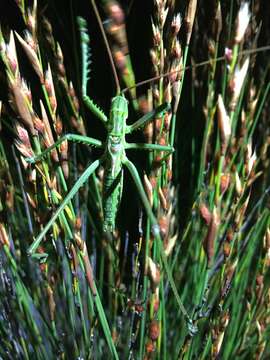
[102,170,123,232]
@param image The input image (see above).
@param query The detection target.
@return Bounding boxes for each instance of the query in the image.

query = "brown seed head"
[171,39,182,59]
[113,48,126,71]
[15,32,43,83]
[158,215,169,239]
[220,173,230,194]
[144,174,153,207]
[234,2,250,44]
[145,340,155,354]
[185,0,197,45]
[149,320,160,341]
[147,257,161,290]
[33,116,45,133]
[105,1,125,25]
[199,203,211,225]
[223,242,231,258]
[10,79,35,135]
[171,13,181,36]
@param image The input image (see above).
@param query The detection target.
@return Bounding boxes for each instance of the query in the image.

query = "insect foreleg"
[125,102,170,134]
[25,133,102,164]
[28,159,101,257]
[77,17,108,124]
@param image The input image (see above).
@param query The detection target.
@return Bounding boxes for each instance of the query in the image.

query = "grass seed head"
[10,79,35,135]
[15,32,43,83]
[235,2,250,44]
[149,320,160,341]
[171,13,182,36]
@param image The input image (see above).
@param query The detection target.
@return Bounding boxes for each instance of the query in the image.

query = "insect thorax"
[108,95,128,136]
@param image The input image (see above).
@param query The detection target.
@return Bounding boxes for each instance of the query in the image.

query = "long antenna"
[91,0,121,94]
[122,45,270,93]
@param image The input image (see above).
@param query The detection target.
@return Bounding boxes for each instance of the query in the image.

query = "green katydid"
[24,3,199,335]
[26,17,173,254]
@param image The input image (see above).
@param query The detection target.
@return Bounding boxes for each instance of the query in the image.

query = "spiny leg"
[125,143,174,172]
[125,143,173,153]
[123,157,197,335]
[125,102,170,134]
[77,17,108,124]
[28,159,101,257]
[25,133,102,164]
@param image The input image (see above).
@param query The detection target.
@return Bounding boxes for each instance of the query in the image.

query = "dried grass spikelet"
[220,173,230,194]
[5,31,19,77]
[163,81,172,104]
[203,206,219,268]
[40,100,59,163]
[0,223,10,247]
[223,241,231,258]
[158,6,169,28]
[15,31,43,83]
[158,215,170,239]
[164,233,177,256]
[246,141,257,176]
[213,2,222,40]
[147,257,160,291]
[152,22,161,46]
[14,122,34,158]
[145,340,155,354]
[199,203,211,225]
[158,187,167,211]
[26,0,37,35]
[56,43,66,78]
[144,174,153,207]
[171,39,182,59]
[235,191,251,227]
[104,0,125,25]
[55,115,63,136]
[81,241,96,296]
[26,191,37,209]
[10,79,35,135]
[212,312,229,357]
[235,171,242,196]
[149,319,160,341]
[171,13,182,36]
[60,139,69,179]
[229,57,249,111]
[69,82,79,114]
[234,2,250,44]
[185,0,197,45]
[217,94,231,155]
[46,285,56,321]
[45,65,57,115]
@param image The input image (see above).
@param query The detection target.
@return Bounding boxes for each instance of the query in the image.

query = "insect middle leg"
[26,133,102,164]
[125,102,171,134]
